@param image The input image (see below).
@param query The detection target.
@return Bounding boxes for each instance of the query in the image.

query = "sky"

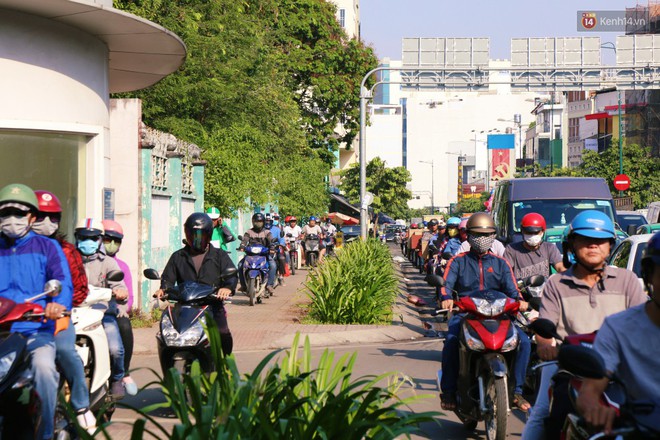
[359,0,645,65]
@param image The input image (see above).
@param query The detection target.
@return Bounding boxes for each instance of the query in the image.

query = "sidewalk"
[132,244,444,355]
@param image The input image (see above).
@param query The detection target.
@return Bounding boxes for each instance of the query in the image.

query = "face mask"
[523,233,543,247]
[104,241,120,256]
[32,217,59,237]
[448,228,458,238]
[468,234,495,254]
[77,239,100,256]
[1,215,31,239]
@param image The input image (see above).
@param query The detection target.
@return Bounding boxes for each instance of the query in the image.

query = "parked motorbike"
[305,234,321,267]
[426,274,521,440]
[0,280,71,440]
[285,233,301,275]
[530,319,660,439]
[239,242,271,305]
[143,266,237,377]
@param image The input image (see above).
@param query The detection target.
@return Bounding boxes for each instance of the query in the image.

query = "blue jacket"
[0,231,73,335]
[269,225,285,246]
[444,238,462,256]
[441,250,520,301]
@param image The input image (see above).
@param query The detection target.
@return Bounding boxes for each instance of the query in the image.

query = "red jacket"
[58,237,89,307]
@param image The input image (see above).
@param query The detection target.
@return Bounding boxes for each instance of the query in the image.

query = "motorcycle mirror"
[106,270,125,282]
[528,318,562,341]
[424,274,445,287]
[220,267,238,280]
[43,279,62,297]
[143,268,161,280]
[526,275,546,287]
[558,345,607,379]
[441,252,453,261]
[626,224,637,236]
[237,235,243,241]
[286,233,292,237]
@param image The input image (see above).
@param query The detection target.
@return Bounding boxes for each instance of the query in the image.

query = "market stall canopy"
[328,212,359,226]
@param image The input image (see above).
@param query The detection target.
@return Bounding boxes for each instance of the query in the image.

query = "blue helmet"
[309,216,318,222]
[567,210,616,240]
[447,217,461,227]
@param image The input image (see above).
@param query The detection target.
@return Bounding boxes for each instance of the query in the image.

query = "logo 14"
[582,12,597,29]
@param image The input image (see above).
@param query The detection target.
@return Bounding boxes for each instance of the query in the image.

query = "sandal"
[440,393,457,411]
[513,393,531,413]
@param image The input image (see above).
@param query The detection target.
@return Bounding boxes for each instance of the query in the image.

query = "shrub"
[74,319,437,439]
[305,239,399,324]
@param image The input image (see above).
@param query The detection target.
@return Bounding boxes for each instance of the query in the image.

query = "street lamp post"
[601,42,625,196]
[419,160,435,215]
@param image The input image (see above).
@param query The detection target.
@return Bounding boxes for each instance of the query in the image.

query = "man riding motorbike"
[439,212,532,412]
[521,210,647,440]
[576,231,660,435]
[238,213,277,295]
[266,213,287,285]
[300,216,325,263]
[416,219,441,274]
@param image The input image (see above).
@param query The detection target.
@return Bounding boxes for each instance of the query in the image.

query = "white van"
[647,202,660,224]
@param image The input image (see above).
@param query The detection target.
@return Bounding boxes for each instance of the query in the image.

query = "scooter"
[305,234,321,267]
[143,267,237,377]
[513,275,546,396]
[0,280,72,440]
[239,242,270,306]
[285,234,301,275]
[426,274,521,440]
[530,319,660,440]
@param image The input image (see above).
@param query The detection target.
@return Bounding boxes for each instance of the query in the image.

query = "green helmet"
[0,183,38,212]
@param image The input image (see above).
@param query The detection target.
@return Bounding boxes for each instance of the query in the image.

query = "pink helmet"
[458,218,469,230]
[101,219,124,241]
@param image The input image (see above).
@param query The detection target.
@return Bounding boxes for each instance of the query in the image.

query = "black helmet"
[184,213,213,252]
[252,212,265,231]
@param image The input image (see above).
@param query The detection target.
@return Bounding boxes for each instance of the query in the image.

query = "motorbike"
[324,233,336,258]
[426,274,521,440]
[143,266,237,377]
[305,234,321,267]
[70,269,125,421]
[0,280,73,440]
[239,242,271,306]
[513,275,546,396]
[285,233,301,275]
[530,319,660,440]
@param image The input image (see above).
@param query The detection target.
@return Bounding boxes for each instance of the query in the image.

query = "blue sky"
[360,0,638,64]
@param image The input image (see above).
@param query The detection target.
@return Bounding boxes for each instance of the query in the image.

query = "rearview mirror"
[627,224,637,236]
[43,280,62,297]
[558,345,607,379]
[220,267,238,280]
[237,235,243,241]
[143,268,161,280]
[424,274,445,287]
[525,275,546,288]
[106,270,124,282]
[529,318,562,340]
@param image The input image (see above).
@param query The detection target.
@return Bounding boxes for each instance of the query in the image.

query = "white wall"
[330,0,359,39]
[365,112,403,167]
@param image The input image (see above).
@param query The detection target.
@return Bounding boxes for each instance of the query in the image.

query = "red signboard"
[613,174,630,191]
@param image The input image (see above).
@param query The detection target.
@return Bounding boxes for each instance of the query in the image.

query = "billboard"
[511,37,601,67]
[491,149,512,182]
[402,37,490,67]
[487,133,515,149]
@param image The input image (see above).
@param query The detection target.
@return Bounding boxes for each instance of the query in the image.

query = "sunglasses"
[102,237,122,244]
[0,208,29,218]
[35,212,61,222]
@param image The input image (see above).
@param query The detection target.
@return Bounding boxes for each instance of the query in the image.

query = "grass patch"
[305,239,399,324]
[129,307,161,328]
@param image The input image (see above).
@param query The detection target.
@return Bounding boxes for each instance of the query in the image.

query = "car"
[608,233,654,286]
[383,224,405,241]
[340,225,361,243]
[636,223,660,235]
[616,211,649,235]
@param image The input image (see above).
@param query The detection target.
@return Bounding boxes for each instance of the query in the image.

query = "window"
[569,118,580,142]
[610,241,632,270]
[339,8,345,28]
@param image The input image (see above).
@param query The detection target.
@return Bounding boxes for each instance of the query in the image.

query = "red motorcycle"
[426,275,521,440]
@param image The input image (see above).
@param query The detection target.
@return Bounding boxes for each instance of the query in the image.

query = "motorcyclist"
[267,213,287,285]
[0,183,73,440]
[238,213,277,295]
[32,190,96,430]
[416,219,441,273]
[458,218,469,243]
[576,231,660,435]
[504,212,565,280]
[522,210,647,440]
[207,207,236,251]
[443,217,462,256]
[300,216,325,262]
[156,212,238,356]
[322,218,337,254]
[76,218,129,399]
[439,212,531,412]
[101,219,138,396]
[284,216,303,267]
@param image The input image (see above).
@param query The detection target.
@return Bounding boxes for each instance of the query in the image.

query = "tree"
[455,191,490,216]
[339,157,412,223]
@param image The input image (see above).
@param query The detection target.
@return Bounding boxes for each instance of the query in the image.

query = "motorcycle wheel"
[290,253,296,275]
[484,377,508,440]
[308,253,317,268]
[247,278,257,306]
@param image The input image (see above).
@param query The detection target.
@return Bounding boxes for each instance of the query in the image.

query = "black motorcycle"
[144,267,237,376]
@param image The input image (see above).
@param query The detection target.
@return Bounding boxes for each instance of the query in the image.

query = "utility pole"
[419,160,435,215]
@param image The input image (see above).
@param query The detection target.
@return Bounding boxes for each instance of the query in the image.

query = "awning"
[584,112,610,120]
[329,193,360,216]
[327,212,359,226]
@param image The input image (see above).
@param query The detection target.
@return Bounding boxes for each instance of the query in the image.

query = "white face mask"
[1,215,31,239]
[32,217,59,237]
[523,233,543,247]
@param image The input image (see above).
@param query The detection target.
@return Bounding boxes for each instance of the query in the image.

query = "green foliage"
[340,157,413,220]
[113,0,378,217]
[78,319,436,439]
[517,143,660,209]
[455,191,490,216]
[306,239,399,324]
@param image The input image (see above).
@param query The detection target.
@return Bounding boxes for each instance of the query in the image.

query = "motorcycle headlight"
[472,297,507,317]
[501,329,519,352]
[161,313,205,347]
[0,351,17,382]
[462,324,485,351]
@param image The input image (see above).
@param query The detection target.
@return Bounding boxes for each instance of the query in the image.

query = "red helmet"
[410,223,418,229]
[34,190,62,213]
[102,219,124,241]
[521,213,546,233]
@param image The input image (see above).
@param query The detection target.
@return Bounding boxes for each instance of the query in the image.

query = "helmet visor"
[186,229,210,252]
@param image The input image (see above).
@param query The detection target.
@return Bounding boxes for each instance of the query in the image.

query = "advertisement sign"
[584,138,598,152]
[491,149,512,182]
[487,133,515,149]
[103,188,115,220]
